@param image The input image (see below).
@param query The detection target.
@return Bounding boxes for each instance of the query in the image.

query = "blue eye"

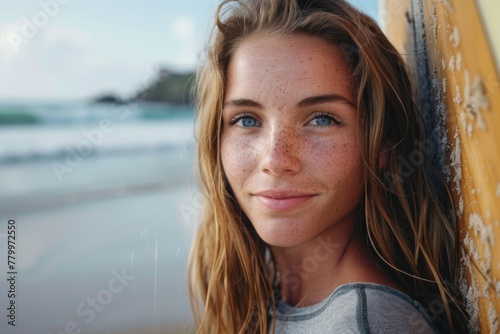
[309,113,343,127]
[230,113,261,127]
[312,116,333,126]
[240,117,258,127]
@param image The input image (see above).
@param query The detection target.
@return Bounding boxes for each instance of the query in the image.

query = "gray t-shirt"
[270,283,438,333]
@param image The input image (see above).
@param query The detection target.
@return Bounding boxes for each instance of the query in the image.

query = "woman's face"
[221,34,364,248]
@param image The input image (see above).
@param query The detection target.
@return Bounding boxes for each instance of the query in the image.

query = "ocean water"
[0,102,199,333]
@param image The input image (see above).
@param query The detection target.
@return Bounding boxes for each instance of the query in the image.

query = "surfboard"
[381,0,500,333]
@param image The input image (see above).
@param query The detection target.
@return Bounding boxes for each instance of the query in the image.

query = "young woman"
[188,0,468,332]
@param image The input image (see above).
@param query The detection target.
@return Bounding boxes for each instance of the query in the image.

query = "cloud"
[171,16,196,40]
[0,19,93,64]
[0,8,204,100]
[43,26,93,49]
[0,21,158,101]
[169,16,198,68]
[0,18,29,64]
[0,25,96,100]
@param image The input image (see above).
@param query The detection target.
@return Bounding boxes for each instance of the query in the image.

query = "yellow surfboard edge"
[381,0,500,333]
[475,0,500,76]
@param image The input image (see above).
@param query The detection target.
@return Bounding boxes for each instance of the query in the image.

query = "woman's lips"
[253,191,316,212]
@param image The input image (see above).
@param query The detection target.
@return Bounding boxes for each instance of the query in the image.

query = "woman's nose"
[259,124,301,176]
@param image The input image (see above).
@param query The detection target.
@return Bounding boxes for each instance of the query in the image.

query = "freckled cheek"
[310,139,363,177]
[221,136,259,182]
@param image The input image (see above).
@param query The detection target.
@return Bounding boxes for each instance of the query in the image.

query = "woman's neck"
[271,225,395,307]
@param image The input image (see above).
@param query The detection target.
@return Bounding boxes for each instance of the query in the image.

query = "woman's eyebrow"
[297,94,356,109]
[223,98,263,109]
[223,95,356,110]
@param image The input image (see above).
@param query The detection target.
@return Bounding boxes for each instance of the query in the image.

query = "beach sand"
[103,322,196,334]
[0,147,200,334]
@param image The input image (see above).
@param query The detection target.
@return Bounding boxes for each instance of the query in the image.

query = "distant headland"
[91,68,196,106]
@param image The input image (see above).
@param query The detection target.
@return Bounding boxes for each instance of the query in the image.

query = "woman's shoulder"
[333,283,439,334]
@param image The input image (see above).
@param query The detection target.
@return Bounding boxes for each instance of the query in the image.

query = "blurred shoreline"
[0,103,199,333]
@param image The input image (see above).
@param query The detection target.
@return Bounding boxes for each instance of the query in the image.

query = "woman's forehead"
[225,33,355,107]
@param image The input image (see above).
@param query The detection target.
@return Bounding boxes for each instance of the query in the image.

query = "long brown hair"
[188,0,467,332]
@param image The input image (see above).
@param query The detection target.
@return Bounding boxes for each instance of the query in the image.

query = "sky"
[0,0,379,101]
